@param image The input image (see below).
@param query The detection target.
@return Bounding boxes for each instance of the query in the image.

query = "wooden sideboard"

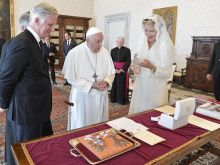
[184,36,220,92]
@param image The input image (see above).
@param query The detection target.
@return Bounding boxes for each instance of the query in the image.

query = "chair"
[167,63,177,101]
[173,67,186,85]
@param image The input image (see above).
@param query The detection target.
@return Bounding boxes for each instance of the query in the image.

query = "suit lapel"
[24,30,48,71]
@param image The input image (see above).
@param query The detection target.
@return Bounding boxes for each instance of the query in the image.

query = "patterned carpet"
[0,73,219,164]
[0,75,129,165]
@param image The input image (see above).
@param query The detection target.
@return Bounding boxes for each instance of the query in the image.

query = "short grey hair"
[29,2,58,23]
[19,12,30,30]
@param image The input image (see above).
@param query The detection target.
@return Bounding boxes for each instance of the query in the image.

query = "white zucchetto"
[86,27,101,38]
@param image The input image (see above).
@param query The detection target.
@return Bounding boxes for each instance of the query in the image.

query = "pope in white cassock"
[62,27,115,130]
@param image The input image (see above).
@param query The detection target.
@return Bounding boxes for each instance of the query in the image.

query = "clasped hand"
[115,69,124,74]
[92,81,108,91]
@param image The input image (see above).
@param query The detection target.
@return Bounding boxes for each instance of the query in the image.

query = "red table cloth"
[21,99,220,165]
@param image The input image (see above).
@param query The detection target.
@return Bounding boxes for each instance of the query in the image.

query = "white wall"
[93,0,220,70]
[13,0,220,70]
[14,0,94,34]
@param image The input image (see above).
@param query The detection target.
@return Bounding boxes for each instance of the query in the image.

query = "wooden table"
[11,110,220,165]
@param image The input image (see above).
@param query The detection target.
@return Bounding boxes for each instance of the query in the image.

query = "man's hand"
[92,81,108,91]
[0,107,7,113]
[49,52,54,56]
[98,81,108,91]
[207,74,213,81]
[115,69,124,74]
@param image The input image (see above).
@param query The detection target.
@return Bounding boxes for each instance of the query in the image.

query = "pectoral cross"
[93,72,98,82]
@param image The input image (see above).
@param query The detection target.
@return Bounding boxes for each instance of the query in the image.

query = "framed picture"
[153,6,177,44]
[0,0,14,40]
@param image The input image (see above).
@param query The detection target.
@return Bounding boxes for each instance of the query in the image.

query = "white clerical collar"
[27,26,41,43]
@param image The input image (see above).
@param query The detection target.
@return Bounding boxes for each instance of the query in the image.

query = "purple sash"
[113,62,129,98]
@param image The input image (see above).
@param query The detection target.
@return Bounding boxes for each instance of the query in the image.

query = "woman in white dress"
[129,14,176,115]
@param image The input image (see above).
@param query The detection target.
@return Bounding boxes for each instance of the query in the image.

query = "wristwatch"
[151,67,156,73]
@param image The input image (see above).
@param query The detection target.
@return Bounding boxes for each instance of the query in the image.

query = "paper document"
[134,131,165,145]
[107,117,148,134]
[188,115,220,131]
[155,105,175,115]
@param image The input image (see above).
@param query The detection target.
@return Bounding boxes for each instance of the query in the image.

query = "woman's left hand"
[140,59,155,70]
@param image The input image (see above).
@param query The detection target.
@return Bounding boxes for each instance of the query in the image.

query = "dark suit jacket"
[62,39,77,58]
[43,42,57,64]
[208,42,220,78]
[0,29,52,125]
[0,38,6,58]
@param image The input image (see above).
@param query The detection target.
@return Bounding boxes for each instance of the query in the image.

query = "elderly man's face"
[116,38,124,48]
[87,33,103,53]
[38,15,57,39]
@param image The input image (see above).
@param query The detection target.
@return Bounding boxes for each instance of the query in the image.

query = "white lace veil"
[136,14,176,68]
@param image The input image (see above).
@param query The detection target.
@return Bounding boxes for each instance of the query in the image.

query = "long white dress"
[62,42,115,130]
[129,14,176,115]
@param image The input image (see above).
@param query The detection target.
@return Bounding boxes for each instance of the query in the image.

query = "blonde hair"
[142,18,155,25]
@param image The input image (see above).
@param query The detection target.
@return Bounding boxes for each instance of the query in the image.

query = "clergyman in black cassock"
[110,37,131,105]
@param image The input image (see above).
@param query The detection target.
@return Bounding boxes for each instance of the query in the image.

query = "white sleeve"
[104,74,115,89]
[154,66,172,79]
[72,79,93,94]
[62,50,93,93]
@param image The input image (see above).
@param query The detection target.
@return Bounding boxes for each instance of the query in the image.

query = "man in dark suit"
[0,3,58,165]
[110,36,131,105]
[62,32,77,85]
[207,42,220,100]
[63,32,77,59]
[0,12,29,59]
[44,36,57,85]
